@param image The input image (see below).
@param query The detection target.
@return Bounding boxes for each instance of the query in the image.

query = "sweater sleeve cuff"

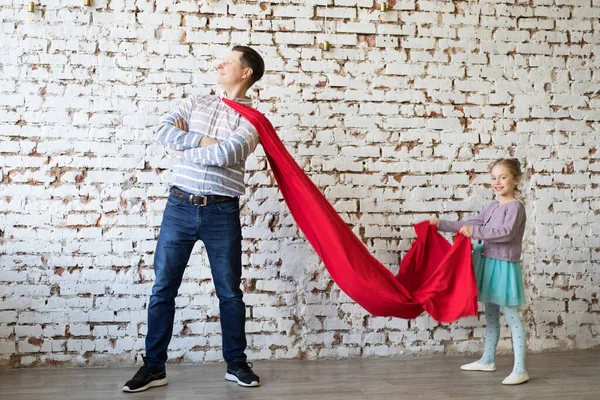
[471,226,483,240]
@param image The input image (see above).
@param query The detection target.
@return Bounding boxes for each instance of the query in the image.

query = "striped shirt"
[155,94,259,197]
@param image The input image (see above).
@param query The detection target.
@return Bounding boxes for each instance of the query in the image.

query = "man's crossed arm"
[155,111,259,168]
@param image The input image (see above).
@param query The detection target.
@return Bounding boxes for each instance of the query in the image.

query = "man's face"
[215,51,252,87]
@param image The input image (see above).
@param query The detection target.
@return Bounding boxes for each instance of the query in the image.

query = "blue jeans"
[145,193,246,369]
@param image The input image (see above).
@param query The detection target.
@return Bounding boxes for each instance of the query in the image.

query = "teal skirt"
[472,244,526,307]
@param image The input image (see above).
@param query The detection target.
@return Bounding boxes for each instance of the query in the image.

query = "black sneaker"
[225,361,260,387]
[122,365,168,393]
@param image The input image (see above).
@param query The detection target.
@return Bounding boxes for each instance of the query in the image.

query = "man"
[123,46,265,392]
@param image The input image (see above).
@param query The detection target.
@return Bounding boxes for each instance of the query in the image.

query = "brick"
[273,6,315,18]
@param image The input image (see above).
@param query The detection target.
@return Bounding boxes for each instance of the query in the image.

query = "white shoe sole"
[225,372,260,387]
[122,377,168,393]
[460,362,496,372]
[502,373,529,385]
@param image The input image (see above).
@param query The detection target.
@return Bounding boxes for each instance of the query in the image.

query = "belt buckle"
[200,196,208,206]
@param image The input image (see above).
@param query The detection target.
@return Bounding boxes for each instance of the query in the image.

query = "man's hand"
[459,225,473,237]
[174,118,188,132]
[199,136,219,147]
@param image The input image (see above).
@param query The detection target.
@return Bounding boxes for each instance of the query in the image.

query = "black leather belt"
[170,187,237,207]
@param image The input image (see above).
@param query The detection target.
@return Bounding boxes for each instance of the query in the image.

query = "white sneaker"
[502,372,529,385]
[460,361,496,372]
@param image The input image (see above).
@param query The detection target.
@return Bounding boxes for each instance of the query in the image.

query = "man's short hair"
[232,45,265,85]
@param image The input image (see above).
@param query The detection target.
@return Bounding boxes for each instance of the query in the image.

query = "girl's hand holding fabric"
[429,219,439,227]
[459,225,473,237]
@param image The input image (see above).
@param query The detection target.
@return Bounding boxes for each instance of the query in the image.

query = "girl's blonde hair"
[491,158,522,178]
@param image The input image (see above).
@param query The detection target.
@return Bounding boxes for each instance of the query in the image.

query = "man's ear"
[243,68,254,80]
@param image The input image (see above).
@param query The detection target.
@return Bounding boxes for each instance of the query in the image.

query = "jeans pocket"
[166,193,184,207]
[211,199,240,214]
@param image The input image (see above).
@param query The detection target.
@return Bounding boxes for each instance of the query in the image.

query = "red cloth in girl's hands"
[222,98,478,322]
[397,222,478,322]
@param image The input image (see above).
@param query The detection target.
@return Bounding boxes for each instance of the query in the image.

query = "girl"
[430,158,529,385]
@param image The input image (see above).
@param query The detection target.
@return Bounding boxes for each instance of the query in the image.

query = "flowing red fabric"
[222,98,478,322]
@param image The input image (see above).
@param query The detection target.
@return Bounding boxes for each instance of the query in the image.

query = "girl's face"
[491,164,520,198]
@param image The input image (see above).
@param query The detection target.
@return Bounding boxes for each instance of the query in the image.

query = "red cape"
[222,98,477,322]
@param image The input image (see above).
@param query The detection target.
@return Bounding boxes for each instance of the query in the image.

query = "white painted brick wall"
[0,0,599,368]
